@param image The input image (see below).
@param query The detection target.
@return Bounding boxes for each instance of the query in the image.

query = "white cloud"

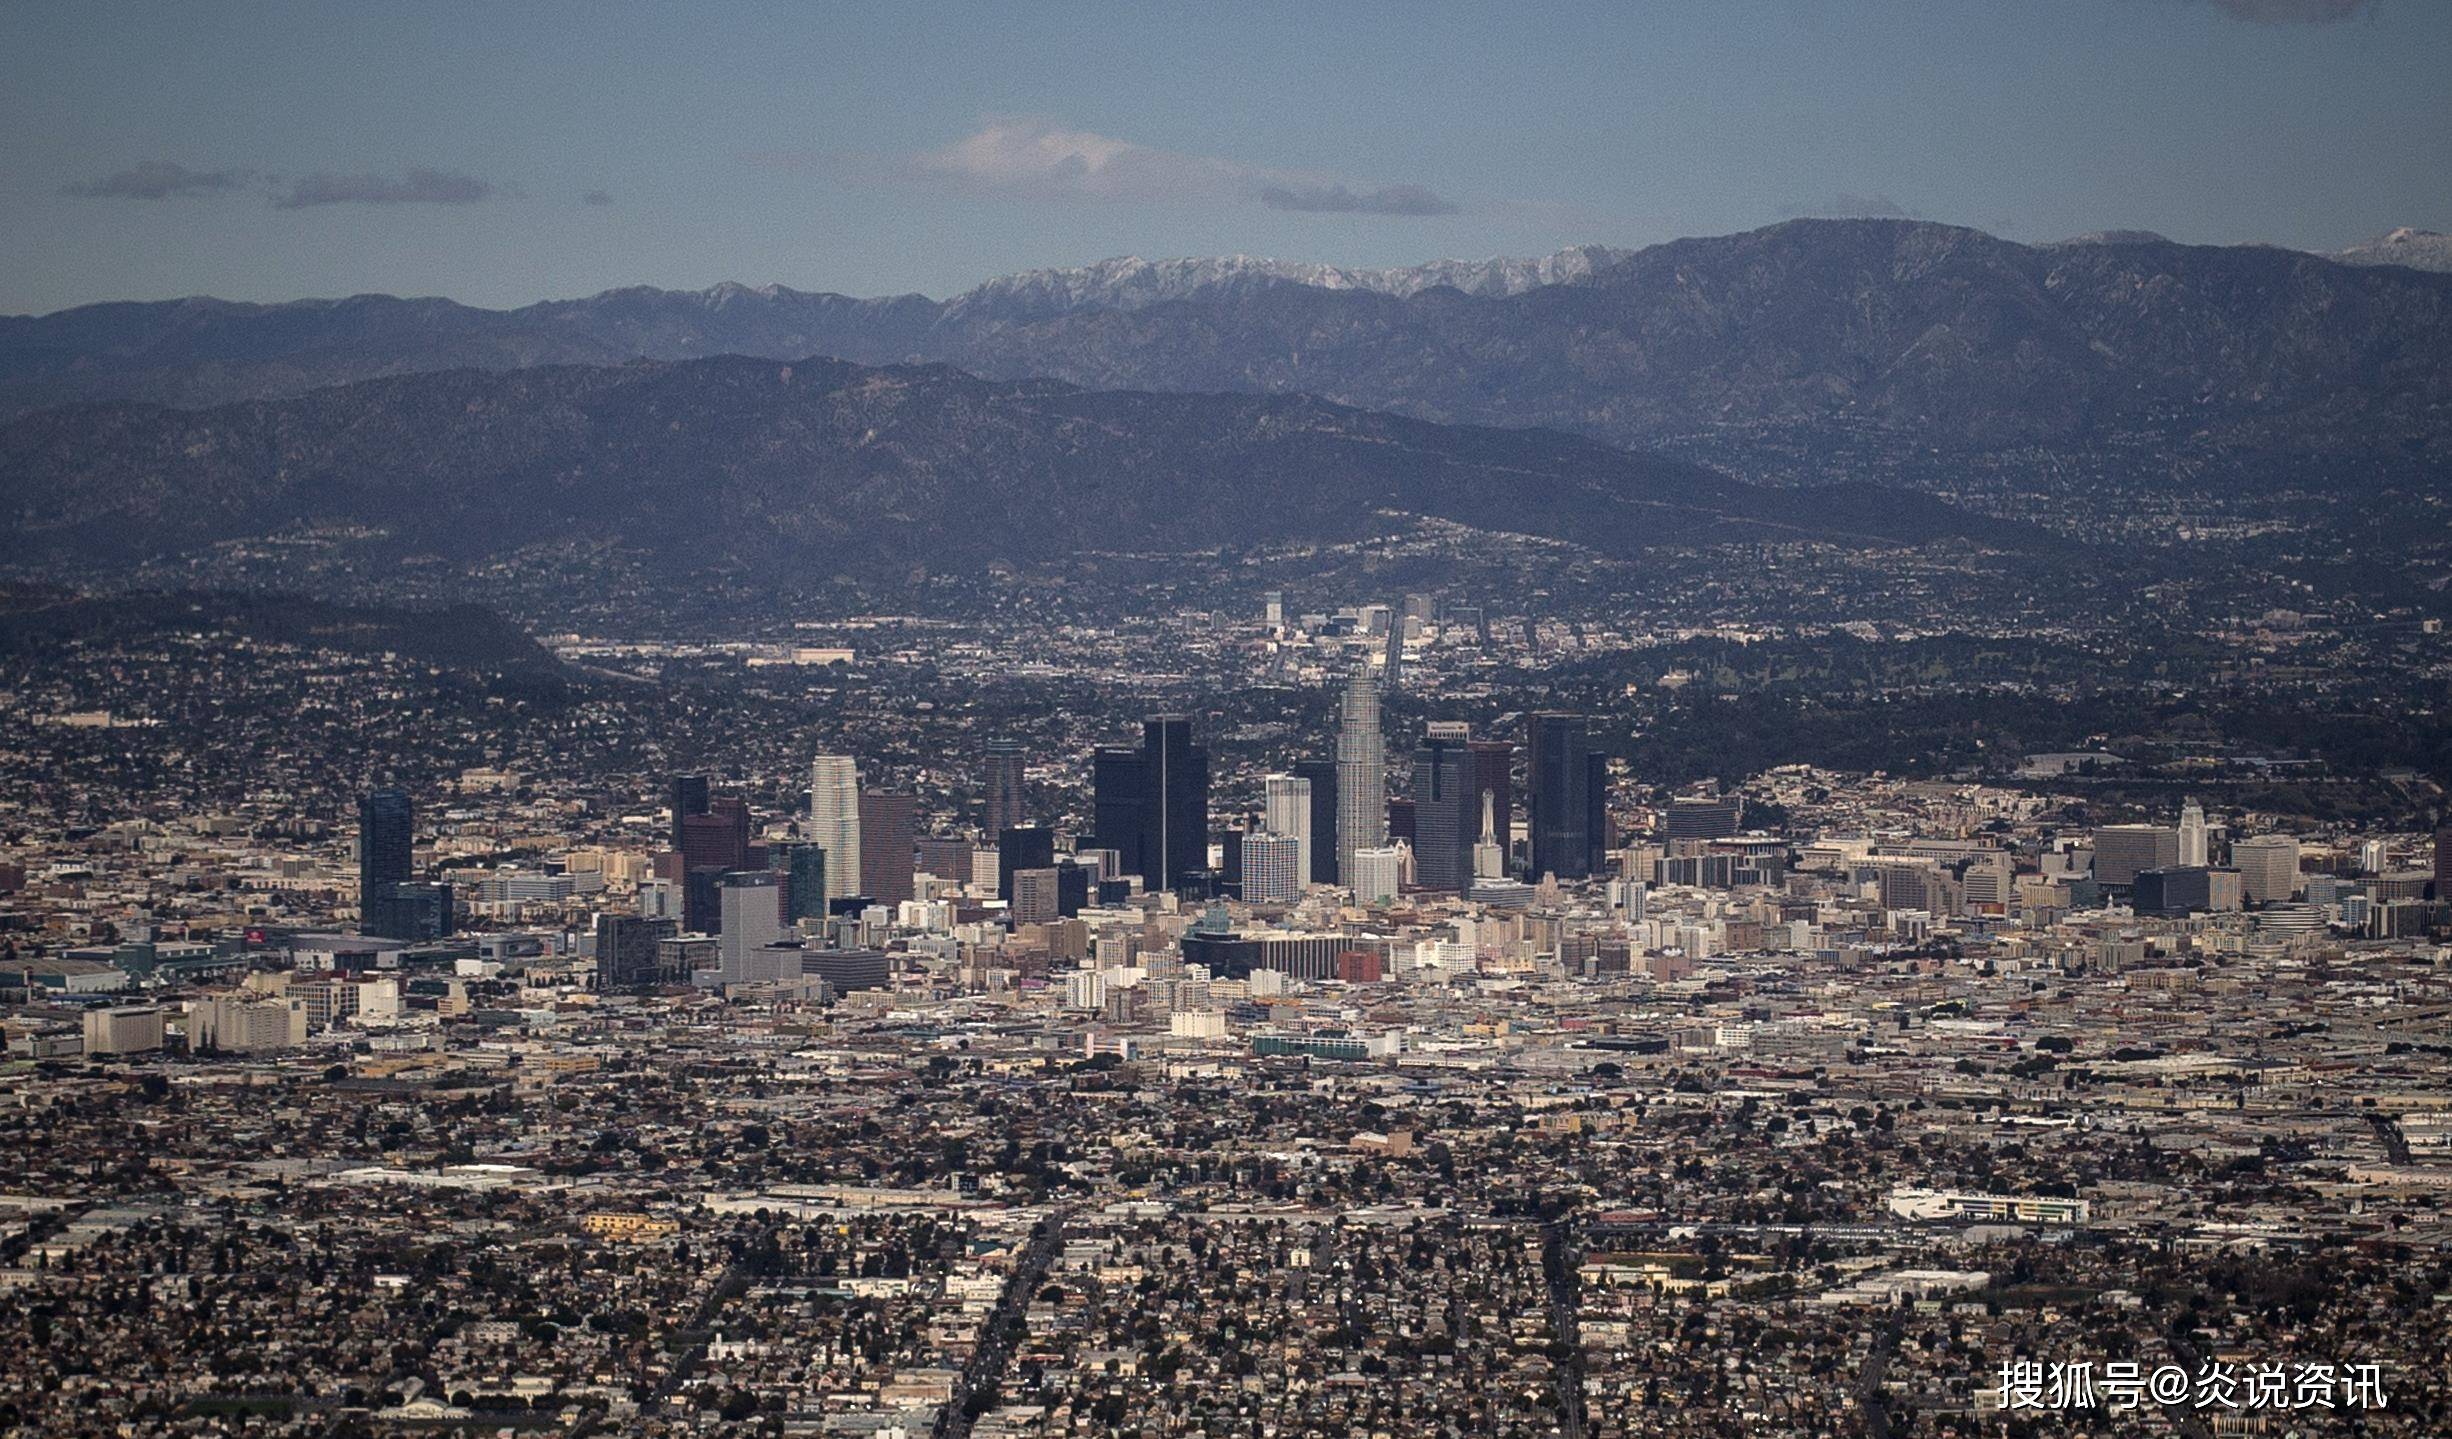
[907,117,1460,217]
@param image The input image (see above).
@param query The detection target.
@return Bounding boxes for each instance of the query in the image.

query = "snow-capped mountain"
[2330,228,2452,273]
[939,245,1632,322]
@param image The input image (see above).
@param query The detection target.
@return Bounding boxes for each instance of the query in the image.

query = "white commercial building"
[1350,846,1403,905]
[1239,831,1303,904]
[1261,774,1313,885]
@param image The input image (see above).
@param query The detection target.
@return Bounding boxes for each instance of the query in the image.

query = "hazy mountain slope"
[0,247,1624,417]
[0,355,2007,580]
[7,220,2443,472]
[0,583,565,681]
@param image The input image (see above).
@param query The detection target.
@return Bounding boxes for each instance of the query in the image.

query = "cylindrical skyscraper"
[808,755,863,904]
[1336,669,1386,887]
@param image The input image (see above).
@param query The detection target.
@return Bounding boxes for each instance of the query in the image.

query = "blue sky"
[3,0,2445,313]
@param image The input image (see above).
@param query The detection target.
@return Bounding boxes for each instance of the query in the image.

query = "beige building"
[2232,834,2301,904]
[81,1004,166,1056]
[189,992,308,1053]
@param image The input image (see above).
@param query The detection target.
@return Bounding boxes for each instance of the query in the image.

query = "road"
[934,1206,1072,1439]
[1861,1323,1897,1439]
[1539,1219,1589,1439]
[2368,1112,2413,1165]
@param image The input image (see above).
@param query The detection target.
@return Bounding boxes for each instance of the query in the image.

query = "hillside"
[0,355,2010,583]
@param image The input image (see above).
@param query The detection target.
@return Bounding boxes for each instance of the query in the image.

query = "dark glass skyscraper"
[595,913,677,989]
[997,826,1055,904]
[1292,758,1340,885]
[668,774,710,852]
[358,789,413,914]
[1091,715,1210,892]
[983,739,1028,840]
[359,788,452,941]
[1528,713,1605,881]
[773,842,829,924]
[1411,733,1478,893]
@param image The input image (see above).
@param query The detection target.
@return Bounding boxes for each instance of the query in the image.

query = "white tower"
[808,755,862,904]
[1473,789,1504,880]
[2179,799,2208,869]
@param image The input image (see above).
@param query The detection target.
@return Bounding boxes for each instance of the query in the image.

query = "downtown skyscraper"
[1092,715,1210,893]
[1262,773,1314,888]
[808,755,862,906]
[358,788,452,941]
[1336,669,1387,886]
[1411,724,1477,893]
[1527,713,1608,881]
[982,739,1028,840]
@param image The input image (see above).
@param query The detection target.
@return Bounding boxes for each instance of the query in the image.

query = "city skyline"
[4,5,2449,1433]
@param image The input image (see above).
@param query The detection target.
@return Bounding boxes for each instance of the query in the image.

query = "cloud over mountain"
[910,117,1460,217]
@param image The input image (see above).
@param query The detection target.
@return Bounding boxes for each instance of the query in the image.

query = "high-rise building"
[1350,846,1403,905]
[859,790,917,906]
[358,789,413,921]
[1146,715,1209,893]
[983,740,1028,840]
[1010,867,1062,926]
[1528,714,1605,880]
[1092,746,1147,877]
[2094,824,2182,888]
[678,793,751,934]
[2437,823,2452,899]
[1240,832,1303,904]
[1262,774,1314,888]
[772,842,829,924]
[2232,834,2302,904]
[808,756,862,904]
[668,774,710,851]
[679,802,750,874]
[1293,758,1340,885]
[1263,590,1285,628]
[359,789,453,941]
[1090,716,1210,892]
[1336,671,1387,886]
[2179,799,2209,868]
[595,914,677,989]
[916,836,973,887]
[717,871,784,981]
[997,827,1056,904]
[1411,731,1477,893]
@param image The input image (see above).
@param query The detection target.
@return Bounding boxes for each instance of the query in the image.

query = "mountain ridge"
[0,352,2015,586]
[4,220,2447,476]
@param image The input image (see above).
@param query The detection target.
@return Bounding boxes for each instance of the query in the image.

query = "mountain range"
[0,354,2008,580]
[4,221,2446,479]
